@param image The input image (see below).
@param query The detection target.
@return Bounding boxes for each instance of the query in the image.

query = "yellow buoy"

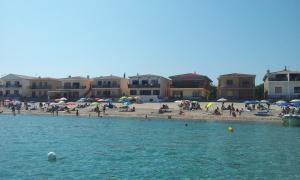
[228,127,234,133]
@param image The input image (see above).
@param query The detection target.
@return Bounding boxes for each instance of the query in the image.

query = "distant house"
[263,67,300,99]
[128,74,170,102]
[92,75,129,98]
[169,73,212,100]
[217,73,256,100]
[48,76,92,100]
[0,74,36,99]
[29,77,61,101]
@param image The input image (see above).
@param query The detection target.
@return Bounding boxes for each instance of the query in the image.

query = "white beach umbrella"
[260,100,269,103]
[58,101,65,104]
[217,98,228,102]
[60,97,67,101]
[290,99,300,103]
[174,100,182,103]
[276,100,287,104]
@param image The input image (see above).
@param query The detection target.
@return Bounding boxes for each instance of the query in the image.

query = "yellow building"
[48,76,92,100]
[29,77,61,101]
[92,75,129,98]
[169,73,212,100]
[218,73,256,100]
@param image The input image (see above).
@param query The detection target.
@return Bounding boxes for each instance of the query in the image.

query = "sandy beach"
[0,102,283,123]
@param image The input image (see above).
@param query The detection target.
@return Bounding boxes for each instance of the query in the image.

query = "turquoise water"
[0,115,300,179]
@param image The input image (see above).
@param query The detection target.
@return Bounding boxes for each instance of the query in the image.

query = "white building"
[128,74,170,102]
[263,67,300,100]
[0,74,36,99]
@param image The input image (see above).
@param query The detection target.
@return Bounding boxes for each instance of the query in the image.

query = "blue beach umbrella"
[123,101,132,106]
[244,100,258,105]
[275,100,289,107]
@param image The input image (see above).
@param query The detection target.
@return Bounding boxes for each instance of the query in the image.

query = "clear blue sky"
[0,0,299,85]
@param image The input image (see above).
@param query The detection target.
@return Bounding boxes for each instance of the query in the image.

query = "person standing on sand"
[76,109,79,116]
[12,105,16,116]
[103,106,106,115]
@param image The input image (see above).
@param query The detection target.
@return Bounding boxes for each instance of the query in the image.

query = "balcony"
[63,86,87,89]
[92,85,120,88]
[30,85,52,89]
[129,84,160,88]
[2,84,22,88]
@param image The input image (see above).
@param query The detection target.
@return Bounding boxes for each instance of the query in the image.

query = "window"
[140,90,151,95]
[14,90,19,95]
[242,81,250,86]
[142,80,149,85]
[0,91,3,96]
[5,90,10,95]
[97,81,102,86]
[192,91,201,97]
[97,91,102,96]
[6,81,11,87]
[226,80,234,86]
[173,91,183,98]
[132,80,139,85]
[151,80,159,85]
[153,90,160,95]
[130,90,137,95]
[112,81,118,87]
[275,87,282,94]
[32,91,36,98]
[294,87,300,94]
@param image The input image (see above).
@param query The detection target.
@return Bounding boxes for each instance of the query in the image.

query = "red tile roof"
[219,73,256,77]
[169,73,212,82]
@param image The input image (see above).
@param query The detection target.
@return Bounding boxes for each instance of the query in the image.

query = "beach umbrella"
[95,98,101,101]
[276,100,289,107]
[260,100,269,103]
[91,102,100,106]
[123,101,132,106]
[192,100,199,104]
[119,96,128,100]
[244,100,258,105]
[105,98,112,102]
[217,98,228,102]
[60,97,67,101]
[206,102,214,108]
[58,101,65,104]
[66,102,77,106]
[4,99,11,102]
[50,103,58,106]
[290,99,300,103]
[97,99,105,102]
[174,100,182,103]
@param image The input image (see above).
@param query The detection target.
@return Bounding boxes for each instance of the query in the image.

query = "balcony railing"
[63,86,87,89]
[170,85,206,88]
[220,85,254,89]
[1,84,23,88]
[30,85,52,89]
[129,84,160,88]
[92,85,120,88]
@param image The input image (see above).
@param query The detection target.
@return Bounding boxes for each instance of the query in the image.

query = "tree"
[255,83,264,100]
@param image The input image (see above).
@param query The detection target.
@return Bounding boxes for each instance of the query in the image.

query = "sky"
[0,0,299,85]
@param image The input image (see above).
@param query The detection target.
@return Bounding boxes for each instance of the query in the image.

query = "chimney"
[123,73,126,79]
[284,66,287,71]
[87,75,90,79]
[267,69,270,74]
[68,75,71,78]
